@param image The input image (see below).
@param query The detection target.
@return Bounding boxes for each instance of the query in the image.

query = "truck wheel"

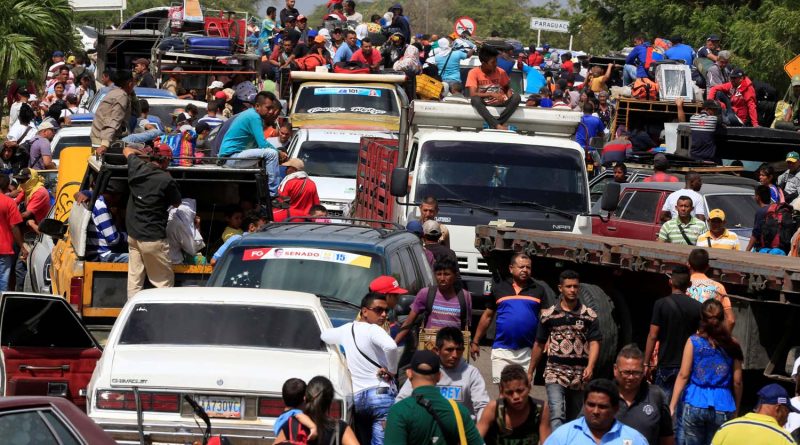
[611,291,632,348]
[534,279,557,309]
[579,284,618,376]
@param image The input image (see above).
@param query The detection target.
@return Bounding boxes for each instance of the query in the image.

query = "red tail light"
[69,277,83,312]
[257,397,284,417]
[96,390,179,412]
[329,399,343,419]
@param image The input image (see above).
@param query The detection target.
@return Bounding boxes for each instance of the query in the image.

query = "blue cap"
[406,220,423,236]
[308,29,318,38]
[52,50,65,57]
[543,43,550,48]
[757,384,799,411]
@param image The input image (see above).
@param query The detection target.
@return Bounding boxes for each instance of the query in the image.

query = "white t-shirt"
[6,121,37,144]
[320,321,398,393]
[8,102,23,127]
[346,12,363,23]
[786,396,800,433]
[661,188,707,218]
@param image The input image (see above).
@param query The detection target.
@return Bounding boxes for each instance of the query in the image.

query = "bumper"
[94,418,274,444]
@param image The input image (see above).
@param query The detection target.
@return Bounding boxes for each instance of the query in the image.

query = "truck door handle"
[606,227,617,231]
[19,365,70,372]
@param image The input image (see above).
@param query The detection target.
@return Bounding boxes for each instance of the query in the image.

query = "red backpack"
[632,78,658,100]
[760,203,797,253]
[274,416,310,445]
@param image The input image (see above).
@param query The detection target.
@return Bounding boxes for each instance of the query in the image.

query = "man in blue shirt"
[544,379,648,445]
[623,34,662,85]
[434,39,471,86]
[575,103,606,151]
[519,59,547,95]
[219,91,283,197]
[665,35,695,65]
[333,30,359,63]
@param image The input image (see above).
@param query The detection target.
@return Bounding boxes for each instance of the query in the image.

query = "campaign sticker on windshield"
[242,247,372,268]
[314,87,382,97]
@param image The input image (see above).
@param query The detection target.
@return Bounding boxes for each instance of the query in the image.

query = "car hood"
[310,176,356,203]
[109,346,338,392]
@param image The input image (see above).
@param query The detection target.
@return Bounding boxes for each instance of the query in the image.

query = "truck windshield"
[294,86,399,116]
[208,246,383,306]
[415,141,588,214]
[705,194,760,228]
[118,303,325,351]
[297,141,361,178]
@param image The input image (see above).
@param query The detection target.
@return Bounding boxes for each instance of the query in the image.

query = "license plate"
[194,395,243,419]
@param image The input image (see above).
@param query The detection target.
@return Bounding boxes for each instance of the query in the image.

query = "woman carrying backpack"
[275,376,358,445]
[758,165,785,203]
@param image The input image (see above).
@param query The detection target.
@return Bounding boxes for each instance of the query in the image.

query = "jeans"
[545,383,584,430]
[353,386,396,445]
[470,93,521,129]
[224,148,280,196]
[655,366,684,445]
[100,252,130,263]
[713,91,743,126]
[0,254,14,292]
[623,64,639,86]
[682,404,734,445]
[122,129,164,144]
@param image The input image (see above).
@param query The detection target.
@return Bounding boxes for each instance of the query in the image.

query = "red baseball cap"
[157,144,174,158]
[369,276,407,294]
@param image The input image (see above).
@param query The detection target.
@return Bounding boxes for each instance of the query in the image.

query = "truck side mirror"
[390,167,409,197]
[600,182,621,213]
[38,218,66,239]
[394,294,415,316]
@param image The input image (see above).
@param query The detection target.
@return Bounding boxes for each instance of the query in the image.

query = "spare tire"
[579,283,618,375]
[534,278,558,309]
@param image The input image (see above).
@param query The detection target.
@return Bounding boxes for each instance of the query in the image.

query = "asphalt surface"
[471,344,547,401]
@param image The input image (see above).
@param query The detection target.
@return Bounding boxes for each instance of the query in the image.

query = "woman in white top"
[5,104,37,146]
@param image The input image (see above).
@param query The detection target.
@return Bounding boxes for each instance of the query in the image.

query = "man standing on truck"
[419,196,450,247]
[529,270,600,430]
[660,172,707,221]
[123,144,182,299]
[219,91,285,198]
[471,253,546,384]
[644,265,701,441]
[132,58,156,89]
[466,45,521,131]
[321,293,399,445]
[777,151,800,203]
[91,70,133,156]
[658,196,706,245]
[676,97,722,162]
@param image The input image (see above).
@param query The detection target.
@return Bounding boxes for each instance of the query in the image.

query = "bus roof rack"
[411,100,582,137]
[290,71,408,84]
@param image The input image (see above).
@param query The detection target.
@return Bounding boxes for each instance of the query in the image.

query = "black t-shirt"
[651,293,702,368]
[138,72,156,88]
[424,242,457,265]
[616,382,673,445]
[126,154,181,241]
[279,7,299,26]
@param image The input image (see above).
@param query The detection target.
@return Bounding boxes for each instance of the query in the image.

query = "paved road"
[472,344,547,401]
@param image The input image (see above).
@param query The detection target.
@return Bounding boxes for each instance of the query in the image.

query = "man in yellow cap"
[696,208,740,250]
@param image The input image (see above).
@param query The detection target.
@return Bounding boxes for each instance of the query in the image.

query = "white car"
[50,125,91,166]
[87,287,352,444]
[287,128,397,217]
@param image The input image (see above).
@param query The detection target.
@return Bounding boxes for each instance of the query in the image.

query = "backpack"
[333,61,370,74]
[275,416,310,445]
[424,286,468,330]
[760,203,797,253]
[293,53,327,72]
[632,78,658,100]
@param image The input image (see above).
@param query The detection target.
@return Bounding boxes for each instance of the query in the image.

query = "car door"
[612,190,665,241]
[0,294,101,410]
[593,190,634,237]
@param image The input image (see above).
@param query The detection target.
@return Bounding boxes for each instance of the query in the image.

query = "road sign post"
[530,17,572,51]
[454,16,476,36]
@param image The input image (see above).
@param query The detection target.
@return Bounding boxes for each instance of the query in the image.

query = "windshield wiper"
[436,198,498,215]
[499,201,575,219]
[317,294,360,310]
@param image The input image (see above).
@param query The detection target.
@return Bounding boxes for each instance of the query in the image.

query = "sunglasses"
[366,306,388,315]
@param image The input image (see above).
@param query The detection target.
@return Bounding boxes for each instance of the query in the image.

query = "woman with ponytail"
[669,299,743,445]
[275,376,358,445]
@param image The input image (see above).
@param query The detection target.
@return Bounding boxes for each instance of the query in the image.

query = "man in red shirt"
[13,168,51,290]
[273,158,320,222]
[0,175,24,291]
[351,37,382,72]
[466,46,521,130]
[643,154,680,183]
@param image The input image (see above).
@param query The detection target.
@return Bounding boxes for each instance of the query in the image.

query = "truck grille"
[457,256,489,272]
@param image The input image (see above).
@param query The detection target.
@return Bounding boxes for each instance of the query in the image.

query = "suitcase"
[186,36,232,56]
[158,37,185,52]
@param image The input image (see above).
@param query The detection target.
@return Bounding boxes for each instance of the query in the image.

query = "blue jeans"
[545,383,584,430]
[122,129,164,144]
[224,148,280,196]
[0,254,14,292]
[100,252,130,263]
[682,404,734,445]
[353,386,396,445]
[623,64,639,86]
[655,367,684,445]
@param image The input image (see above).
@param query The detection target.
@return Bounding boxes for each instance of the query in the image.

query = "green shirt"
[384,385,484,445]
[658,217,706,245]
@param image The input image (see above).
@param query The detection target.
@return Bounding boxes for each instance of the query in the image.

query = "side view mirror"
[600,182,621,213]
[390,167,409,198]
[38,218,66,239]
[394,294,415,316]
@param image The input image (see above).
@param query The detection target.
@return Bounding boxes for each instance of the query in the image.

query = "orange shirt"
[465,67,509,95]
[263,126,277,140]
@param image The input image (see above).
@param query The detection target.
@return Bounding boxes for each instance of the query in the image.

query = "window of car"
[397,246,422,294]
[613,191,635,218]
[705,194,760,229]
[618,191,661,223]
[40,411,80,445]
[118,303,326,351]
[0,409,79,444]
[0,296,96,348]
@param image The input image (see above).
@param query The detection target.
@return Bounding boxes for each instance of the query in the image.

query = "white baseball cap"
[208,81,224,90]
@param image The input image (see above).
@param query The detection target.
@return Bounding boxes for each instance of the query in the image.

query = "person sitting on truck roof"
[665,35,695,65]
[623,34,662,86]
[219,91,284,198]
[466,46,521,131]
[419,196,450,247]
[697,34,721,62]
[675,97,722,163]
[351,37,383,72]
[705,51,731,88]
[708,68,759,127]
[601,127,632,167]
[695,209,740,251]
[661,172,707,221]
[658,196,706,245]
[333,29,359,63]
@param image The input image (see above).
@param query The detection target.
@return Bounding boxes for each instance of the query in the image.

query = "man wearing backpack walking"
[778,151,800,203]
[320,293,399,445]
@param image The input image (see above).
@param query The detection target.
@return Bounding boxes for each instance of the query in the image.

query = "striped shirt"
[658,217,706,244]
[689,112,719,161]
[85,195,126,260]
[711,412,794,445]
[696,229,740,250]
[197,114,226,131]
[411,287,472,331]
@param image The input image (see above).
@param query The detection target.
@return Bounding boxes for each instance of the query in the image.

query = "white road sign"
[529,17,570,33]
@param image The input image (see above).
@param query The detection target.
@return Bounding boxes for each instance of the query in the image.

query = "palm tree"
[0,0,75,118]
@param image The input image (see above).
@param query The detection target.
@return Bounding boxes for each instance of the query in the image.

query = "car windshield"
[150,104,207,128]
[118,303,325,351]
[209,246,383,306]
[415,141,588,213]
[53,135,90,159]
[705,194,760,229]
[297,141,361,178]
[294,86,399,116]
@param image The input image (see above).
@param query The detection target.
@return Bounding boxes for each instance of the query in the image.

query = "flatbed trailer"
[476,224,800,382]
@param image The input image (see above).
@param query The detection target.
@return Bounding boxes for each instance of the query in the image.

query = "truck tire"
[579,284,618,375]
[611,291,632,348]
